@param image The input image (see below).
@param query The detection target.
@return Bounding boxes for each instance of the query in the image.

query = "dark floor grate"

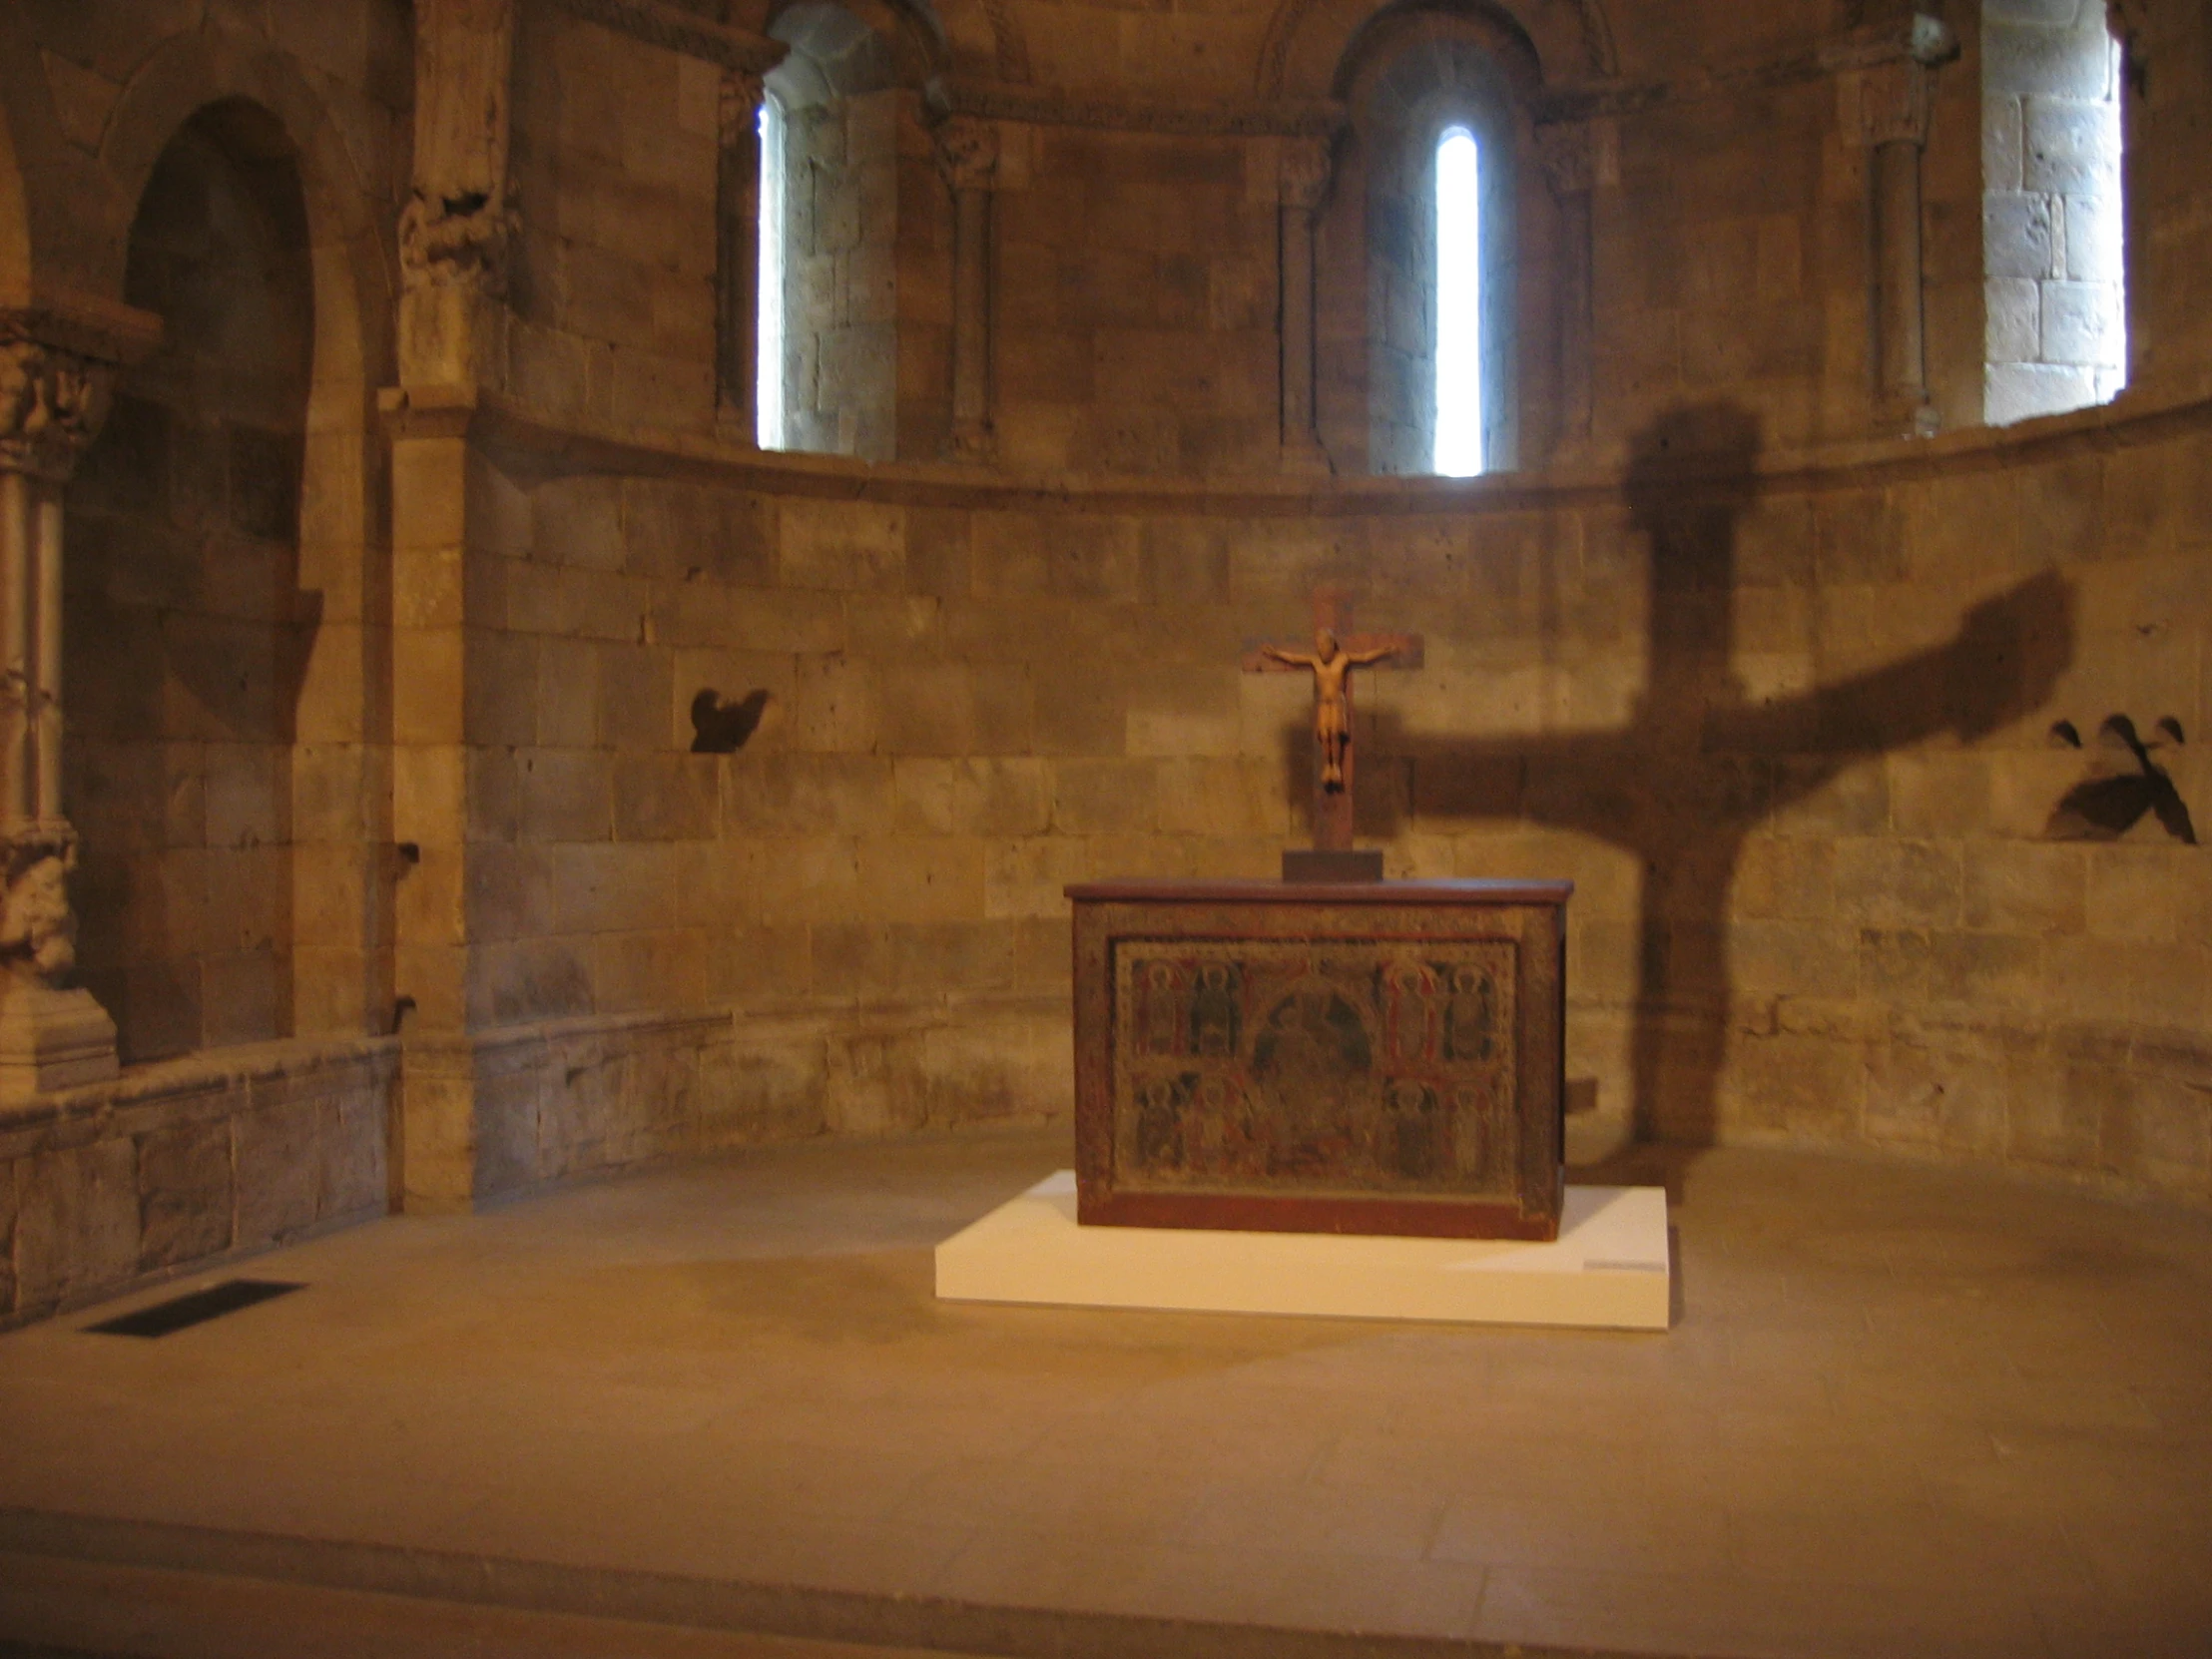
[85,1279,304,1339]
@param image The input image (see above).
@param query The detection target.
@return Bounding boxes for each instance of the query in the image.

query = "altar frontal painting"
[1113,941,1519,1198]
[1068,882,1570,1241]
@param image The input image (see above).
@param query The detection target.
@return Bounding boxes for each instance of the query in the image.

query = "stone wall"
[0,1038,394,1330]
[993,126,1277,475]
[507,6,720,435]
[431,385,2212,1209]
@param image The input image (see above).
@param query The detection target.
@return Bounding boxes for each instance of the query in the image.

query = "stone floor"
[0,1128,2208,1659]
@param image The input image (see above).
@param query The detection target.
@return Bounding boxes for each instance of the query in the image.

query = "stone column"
[398,0,516,389]
[934,117,999,462]
[0,324,130,1097]
[716,69,765,440]
[389,0,518,1211]
[1535,120,1597,458]
[1839,47,1943,430]
[1277,136,1333,475]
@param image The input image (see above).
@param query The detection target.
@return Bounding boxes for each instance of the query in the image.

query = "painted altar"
[1067,878,1572,1242]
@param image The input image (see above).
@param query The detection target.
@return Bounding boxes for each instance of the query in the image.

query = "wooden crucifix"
[1243,585,1423,854]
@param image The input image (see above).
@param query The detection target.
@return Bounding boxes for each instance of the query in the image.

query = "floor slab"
[0,1128,2208,1659]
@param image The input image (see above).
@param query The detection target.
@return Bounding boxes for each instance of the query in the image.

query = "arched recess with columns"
[760,0,953,459]
[1309,0,1579,473]
[62,26,400,1059]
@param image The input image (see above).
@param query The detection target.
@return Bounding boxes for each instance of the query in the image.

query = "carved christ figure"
[1263,628,1401,792]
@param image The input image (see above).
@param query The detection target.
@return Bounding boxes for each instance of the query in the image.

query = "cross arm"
[1340,631,1424,669]
[1241,640,1319,673]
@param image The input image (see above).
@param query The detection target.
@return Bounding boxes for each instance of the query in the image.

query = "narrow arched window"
[1340,21,1523,477]
[1433,126,1482,475]
[756,93,788,450]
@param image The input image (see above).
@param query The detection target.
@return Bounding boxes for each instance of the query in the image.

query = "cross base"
[1283,847,1383,883]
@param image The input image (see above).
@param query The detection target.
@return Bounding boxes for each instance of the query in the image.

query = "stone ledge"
[0,1507,1617,1659]
[420,380,2212,516]
[0,1036,400,1151]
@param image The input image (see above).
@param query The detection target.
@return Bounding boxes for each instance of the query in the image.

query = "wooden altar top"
[1066,878,1575,906]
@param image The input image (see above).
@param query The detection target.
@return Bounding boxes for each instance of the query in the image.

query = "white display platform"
[935,1173,1672,1332]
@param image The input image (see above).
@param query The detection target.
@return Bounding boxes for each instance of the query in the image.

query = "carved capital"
[1534,121,1596,196]
[933,117,1000,193]
[1279,137,1334,213]
[1840,58,1932,148]
[399,186,519,297]
[720,69,765,149]
[0,335,114,482]
[0,822,80,990]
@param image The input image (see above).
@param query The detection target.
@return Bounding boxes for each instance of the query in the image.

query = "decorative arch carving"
[762,0,954,87]
[1258,0,1617,97]
[0,72,29,310]
[974,0,1033,82]
[1333,1,1546,103]
[0,7,131,305]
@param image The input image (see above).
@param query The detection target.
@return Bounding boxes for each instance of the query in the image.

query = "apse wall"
[448,391,2211,1209]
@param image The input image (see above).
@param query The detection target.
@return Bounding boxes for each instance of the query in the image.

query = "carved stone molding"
[1279,137,1335,213]
[0,337,115,483]
[933,116,1002,193]
[1839,58,1931,148]
[1534,10,1955,126]
[1534,121,1596,196]
[0,818,117,1096]
[932,76,1345,140]
[551,0,785,73]
[978,0,1033,84]
[720,69,765,148]
[1818,12,1958,75]
[399,187,519,297]
[1256,0,1619,97]
[0,822,81,992]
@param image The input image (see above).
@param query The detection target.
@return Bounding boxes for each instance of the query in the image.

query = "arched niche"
[1260,0,1616,98]
[63,25,397,1057]
[762,0,946,459]
[1315,0,1571,473]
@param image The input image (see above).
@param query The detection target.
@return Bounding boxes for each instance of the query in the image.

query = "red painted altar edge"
[1069,878,1572,1243]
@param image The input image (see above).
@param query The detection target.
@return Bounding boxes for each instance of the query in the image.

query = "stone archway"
[65,99,321,1062]
[23,22,402,1069]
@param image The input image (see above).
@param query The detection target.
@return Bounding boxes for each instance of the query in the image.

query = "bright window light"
[1433,126,1481,477]
[2097,33,2128,395]
[756,95,787,449]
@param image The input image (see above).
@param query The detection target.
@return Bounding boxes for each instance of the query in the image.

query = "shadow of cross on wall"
[1356,402,2076,1148]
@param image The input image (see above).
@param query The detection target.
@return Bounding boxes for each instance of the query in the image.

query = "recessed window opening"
[756,93,788,450]
[1981,1,2128,425]
[1433,125,1482,476]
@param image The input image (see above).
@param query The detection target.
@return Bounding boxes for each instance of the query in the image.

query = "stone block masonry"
[0,1040,396,1330]
[390,393,2212,1217]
